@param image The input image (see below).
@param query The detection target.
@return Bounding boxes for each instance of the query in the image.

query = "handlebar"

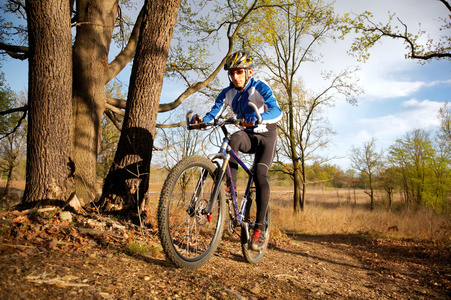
[186,110,240,130]
[186,102,262,130]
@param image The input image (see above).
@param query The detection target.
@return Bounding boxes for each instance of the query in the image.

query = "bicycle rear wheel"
[241,191,271,264]
[158,155,225,269]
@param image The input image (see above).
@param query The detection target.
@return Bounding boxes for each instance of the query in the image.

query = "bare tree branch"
[105,103,125,116]
[438,0,451,12]
[156,121,187,128]
[381,18,451,60]
[0,42,29,60]
[0,105,28,115]
[106,6,144,82]
[159,0,266,113]
[0,110,27,141]
[106,97,126,109]
[347,1,451,62]
[104,109,122,131]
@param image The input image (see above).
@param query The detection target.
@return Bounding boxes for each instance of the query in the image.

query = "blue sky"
[1,0,450,170]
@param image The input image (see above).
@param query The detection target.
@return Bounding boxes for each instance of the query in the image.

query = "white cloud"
[358,100,440,139]
[328,98,443,169]
[360,75,451,101]
[362,79,428,100]
[397,98,443,126]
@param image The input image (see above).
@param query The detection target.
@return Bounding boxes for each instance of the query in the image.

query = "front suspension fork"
[204,167,226,215]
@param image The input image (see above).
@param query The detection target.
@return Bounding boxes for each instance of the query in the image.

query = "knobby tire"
[158,155,225,269]
[241,202,271,265]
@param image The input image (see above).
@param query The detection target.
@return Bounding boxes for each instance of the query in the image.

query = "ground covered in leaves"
[0,208,449,299]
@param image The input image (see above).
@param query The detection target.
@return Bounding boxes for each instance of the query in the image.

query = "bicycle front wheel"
[158,155,225,269]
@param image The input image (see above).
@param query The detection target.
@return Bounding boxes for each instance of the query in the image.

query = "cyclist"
[191,50,282,250]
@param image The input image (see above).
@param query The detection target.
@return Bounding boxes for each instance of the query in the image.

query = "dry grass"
[270,186,451,243]
[146,180,450,243]
[2,178,449,244]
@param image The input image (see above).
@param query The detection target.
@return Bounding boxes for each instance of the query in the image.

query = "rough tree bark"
[22,0,75,206]
[72,0,119,205]
[99,0,182,215]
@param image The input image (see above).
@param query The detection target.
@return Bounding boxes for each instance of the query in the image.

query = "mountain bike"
[157,103,271,269]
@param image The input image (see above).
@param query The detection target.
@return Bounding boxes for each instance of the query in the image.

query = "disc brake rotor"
[195,198,209,226]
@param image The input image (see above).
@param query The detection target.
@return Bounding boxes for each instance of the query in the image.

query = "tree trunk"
[369,175,374,210]
[370,187,374,210]
[293,161,304,212]
[3,167,13,198]
[293,177,303,212]
[22,0,75,206]
[2,139,17,198]
[72,0,118,204]
[387,189,393,210]
[99,0,182,215]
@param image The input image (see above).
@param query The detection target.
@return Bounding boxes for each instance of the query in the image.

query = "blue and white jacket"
[203,78,282,133]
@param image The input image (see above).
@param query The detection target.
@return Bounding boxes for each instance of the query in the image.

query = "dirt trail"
[0,209,449,299]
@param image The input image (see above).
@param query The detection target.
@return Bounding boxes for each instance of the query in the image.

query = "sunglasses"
[228,69,245,76]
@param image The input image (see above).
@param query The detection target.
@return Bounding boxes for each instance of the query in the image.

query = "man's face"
[228,68,253,89]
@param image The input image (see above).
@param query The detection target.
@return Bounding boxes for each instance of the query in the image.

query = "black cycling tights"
[228,129,277,226]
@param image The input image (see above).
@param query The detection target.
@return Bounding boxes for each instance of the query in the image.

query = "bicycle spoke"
[158,156,225,268]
